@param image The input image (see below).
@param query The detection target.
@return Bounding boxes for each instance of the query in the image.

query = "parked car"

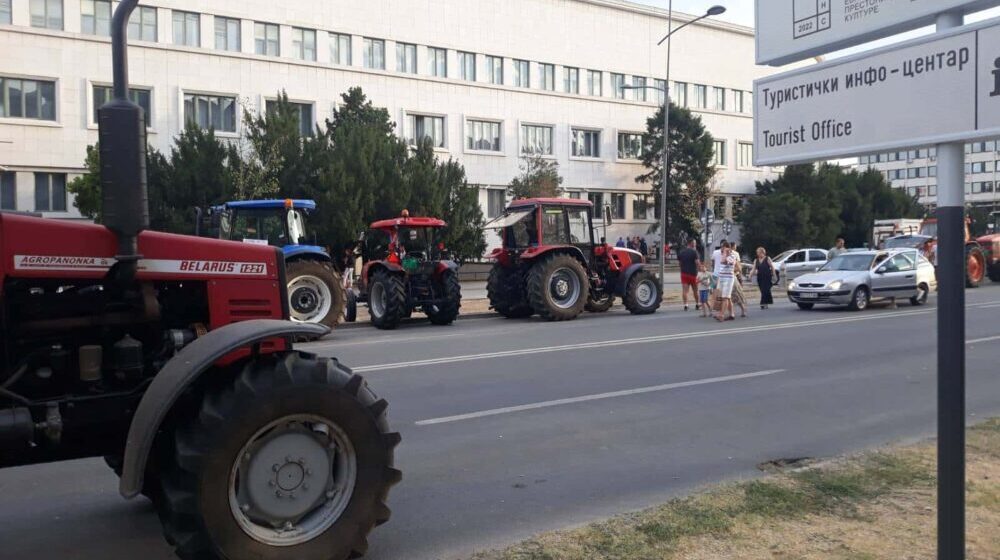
[772,248,829,283]
[788,249,936,311]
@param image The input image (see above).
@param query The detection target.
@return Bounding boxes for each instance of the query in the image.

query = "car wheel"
[848,286,869,311]
[910,283,929,306]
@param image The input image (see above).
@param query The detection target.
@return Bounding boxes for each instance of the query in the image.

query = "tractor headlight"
[827,280,843,290]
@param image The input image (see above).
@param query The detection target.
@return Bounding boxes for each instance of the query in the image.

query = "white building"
[0,0,785,246]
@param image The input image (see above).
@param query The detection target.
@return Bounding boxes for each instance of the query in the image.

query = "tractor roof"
[370,216,447,230]
[224,199,317,211]
[508,198,593,209]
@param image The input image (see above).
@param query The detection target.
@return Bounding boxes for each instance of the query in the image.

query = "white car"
[788,249,936,311]
[772,248,829,283]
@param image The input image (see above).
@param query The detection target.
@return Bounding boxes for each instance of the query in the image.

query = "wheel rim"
[229,414,357,547]
[288,276,332,323]
[968,254,984,283]
[635,279,657,307]
[856,289,867,309]
[370,282,386,318]
[548,267,582,309]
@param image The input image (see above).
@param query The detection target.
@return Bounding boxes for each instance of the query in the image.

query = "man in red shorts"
[677,238,701,311]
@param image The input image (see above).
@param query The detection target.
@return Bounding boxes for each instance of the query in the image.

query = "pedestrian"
[342,246,356,290]
[748,247,777,309]
[697,262,712,318]
[677,238,701,311]
[828,237,848,259]
[639,237,649,258]
[616,236,626,248]
[715,242,737,322]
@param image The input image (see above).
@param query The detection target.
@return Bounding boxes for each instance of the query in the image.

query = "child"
[697,263,713,318]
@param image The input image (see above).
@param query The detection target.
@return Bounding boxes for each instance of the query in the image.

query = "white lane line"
[415,369,788,426]
[351,309,931,373]
[974,303,1000,309]
[968,335,1000,344]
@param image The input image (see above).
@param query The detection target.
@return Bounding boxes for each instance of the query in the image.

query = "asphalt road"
[3,286,1000,559]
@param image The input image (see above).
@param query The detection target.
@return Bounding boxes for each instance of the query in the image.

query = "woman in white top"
[715,242,737,322]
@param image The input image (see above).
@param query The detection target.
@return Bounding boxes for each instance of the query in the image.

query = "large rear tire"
[622,270,662,315]
[155,353,400,560]
[368,270,408,330]
[345,290,357,323]
[487,265,533,318]
[425,271,461,325]
[527,254,589,321]
[966,245,986,288]
[287,261,346,328]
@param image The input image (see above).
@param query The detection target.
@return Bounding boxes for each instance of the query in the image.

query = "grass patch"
[473,419,999,560]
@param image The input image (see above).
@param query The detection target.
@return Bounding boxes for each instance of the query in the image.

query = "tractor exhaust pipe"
[99,0,149,283]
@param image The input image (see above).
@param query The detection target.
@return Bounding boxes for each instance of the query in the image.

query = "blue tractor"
[199,199,347,327]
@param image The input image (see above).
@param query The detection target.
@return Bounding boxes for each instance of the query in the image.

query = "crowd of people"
[615,236,650,258]
[676,238,778,322]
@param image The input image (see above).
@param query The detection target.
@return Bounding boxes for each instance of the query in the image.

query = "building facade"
[0,0,784,247]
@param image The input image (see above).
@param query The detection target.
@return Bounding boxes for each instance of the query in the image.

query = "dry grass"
[471,418,1000,560]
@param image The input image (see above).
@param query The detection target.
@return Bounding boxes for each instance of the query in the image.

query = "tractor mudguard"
[283,244,331,262]
[119,319,329,499]
[435,260,459,277]
[614,263,647,296]
[370,261,405,276]
[520,245,589,264]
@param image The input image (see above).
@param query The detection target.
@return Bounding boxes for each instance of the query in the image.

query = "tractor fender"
[614,263,648,296]
[521,245,589,267]
[435,260,459,277]
[119,319,329,499]
[283,244,331,262]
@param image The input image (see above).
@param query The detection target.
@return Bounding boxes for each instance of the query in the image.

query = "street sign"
[701,208,715,226]
[754,16,1000,166]
[722,220,733,236]
[756,0,1000,66]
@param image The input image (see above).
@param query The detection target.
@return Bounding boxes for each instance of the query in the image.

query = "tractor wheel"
[966,245,987,288]
[345,289,358,323]
[585,293,615,313]
[154,352,401,560]
[527,254,588,321]
[368,270,408,330]
[487,265,533,318]
[287,261,346,328]
[426,271,461,326]
[623,270,662,315]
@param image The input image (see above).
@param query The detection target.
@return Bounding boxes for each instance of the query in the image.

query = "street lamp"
[623,3,726,292]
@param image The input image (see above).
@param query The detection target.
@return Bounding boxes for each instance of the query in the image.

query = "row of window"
[4,1,752,113]
[0,171,67,212]
[862,141,1000,165]
[485,189,748,222]
[894,182,998,198]
[880,160,1000,181]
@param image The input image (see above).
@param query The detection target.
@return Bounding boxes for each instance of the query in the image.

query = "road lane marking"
[974,303,1000,309]
[415,369,787,426]
[352,309,931,373]
[968,335,1000,344]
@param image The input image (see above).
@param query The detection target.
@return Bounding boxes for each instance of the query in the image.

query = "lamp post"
[622,3,726,291]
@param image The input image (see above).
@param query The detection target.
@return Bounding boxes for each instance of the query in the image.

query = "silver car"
[772,248,829,283]
[788,249,936,311]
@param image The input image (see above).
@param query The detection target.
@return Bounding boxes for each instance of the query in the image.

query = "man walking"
[677,238,701,311]
[828,237,848,260]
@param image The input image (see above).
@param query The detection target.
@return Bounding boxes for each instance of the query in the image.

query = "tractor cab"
[364,213,450,270]
[488,198,608,261]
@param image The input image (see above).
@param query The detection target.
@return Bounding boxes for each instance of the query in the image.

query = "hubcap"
[548,268,581,309]
[635,280,657,307]
[288,275,332,323]
[370,283,386,318]
[856,289,867,309]
[230,415,356,547]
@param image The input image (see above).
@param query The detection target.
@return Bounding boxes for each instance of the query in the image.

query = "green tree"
[507,155,564,199]
[434,157,486,263]
[67,144,102,220]
[638,103,717,241]
[232,91,316,200]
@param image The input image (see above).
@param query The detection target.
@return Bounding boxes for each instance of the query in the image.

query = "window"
[265,100,314,137]
[128,6,156,41]
[617,132,643,160]
[808,250,827,262]
[0,77,57,121]
[173,11,199,47]
[971,140,996,153]
[1,0,10,24]
[292,28,316,61]
[734,90,746,113]
[214,16,240,52]
[396,42,417,73]
[693,84,708,108]
[428,47,447,77]
[567,206,590,244]
[611,73,626,99]
[521,124,553,156]
[81,0,110,36]
[610,193,626,220]
[363,38,385,69]
[93,85,151,127]
[972,181,995,194]
[741,91,753,113]
[1,172,15,210]
[487,189,506,218]
[513,60,529,88]
[970,162,987,174]
[714,87,726,111]
[571,128,601,158]
[329,33,351,65]
[184,93,237,132]
[733,196,747,218]
[654,79,667,105]
[30,0,63,29]
[539,63,555,91]
[466,119,501,152]
[633,194,654,220]
[254,22,279,56]
[588,192,604,212]
[738,142,754,168]
[633,76,647,101]
[34,173,66,212]
[407,114,445,148]
[713,196,727,219]
[673,81,688,107]
[564,67,579,94]
[713,140,727,166]
[587,70,602,96]
[458,51,476,81]
[485,55,502,84]
[930,166,938,177]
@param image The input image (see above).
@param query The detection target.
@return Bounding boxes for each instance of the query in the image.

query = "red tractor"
[885,217,988,287]
[0,4,398,560]
[351,212,461,329]
[487,198,661,320]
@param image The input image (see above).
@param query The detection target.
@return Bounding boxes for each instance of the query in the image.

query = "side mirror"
[604,205,613,227]
[875,268,886,275]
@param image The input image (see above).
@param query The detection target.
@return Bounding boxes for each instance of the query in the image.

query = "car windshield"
[773,250,796,262]
[884,236,928,249]
[821,254,875,272]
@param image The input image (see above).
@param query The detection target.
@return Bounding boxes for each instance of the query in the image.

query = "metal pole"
[658,0,672,291]
[935,11,965,560]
